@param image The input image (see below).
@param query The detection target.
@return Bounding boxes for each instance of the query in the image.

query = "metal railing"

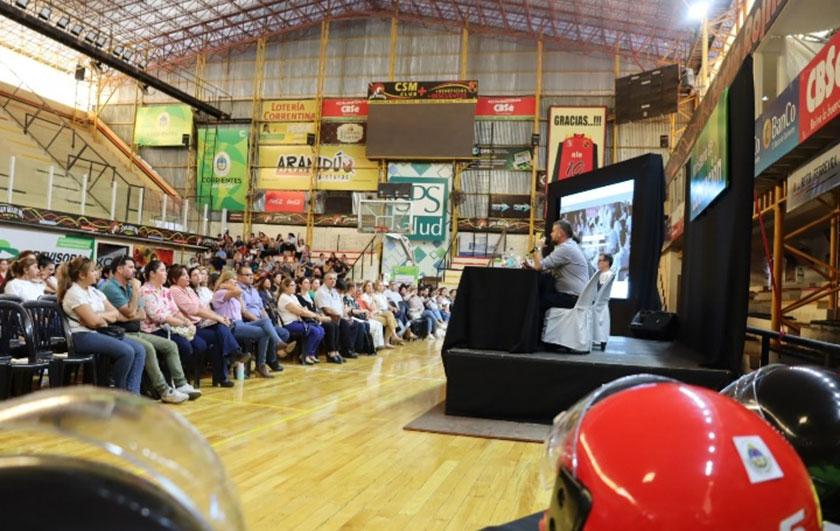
[348,235,379,282]
[745,326,840,368]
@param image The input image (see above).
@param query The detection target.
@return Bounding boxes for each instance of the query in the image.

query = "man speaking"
[525,220,591,312]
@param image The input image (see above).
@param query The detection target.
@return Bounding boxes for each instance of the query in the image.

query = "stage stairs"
[440,255,495,289]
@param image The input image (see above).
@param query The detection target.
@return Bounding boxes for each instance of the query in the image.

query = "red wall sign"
[322,99,369,120]
[476,97,536,119]
[799,31,840,142]
[265,191,307,213]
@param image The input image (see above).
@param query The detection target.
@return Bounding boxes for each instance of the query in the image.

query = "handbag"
[170,325,196,341]
[98,325,125,340]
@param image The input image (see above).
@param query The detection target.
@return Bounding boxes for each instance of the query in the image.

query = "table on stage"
[443,267,541,354]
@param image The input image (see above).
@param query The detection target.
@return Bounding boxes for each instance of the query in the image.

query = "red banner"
[322,98,368,120]
[799,32,840,142]
[265,191,306,213]
[476,97,536,119]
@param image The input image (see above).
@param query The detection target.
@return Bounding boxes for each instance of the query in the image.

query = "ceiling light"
[56,16,69,29]
[14,0,29,9]
[37,6,51,20]
[70,23,83,36]
[84,30,97,43]
[95,35,107,48]
[688,1,710,21]
[112,45,124,58]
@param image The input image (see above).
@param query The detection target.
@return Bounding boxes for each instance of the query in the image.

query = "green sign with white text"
[689,88,729,222]
[197,127,250,212]
[133,104,193,146]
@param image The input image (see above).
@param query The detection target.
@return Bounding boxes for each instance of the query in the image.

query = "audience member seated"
[315,272,361,360]
[236,265,295,377]
[0,258,8,285]
[256,275,280,325]
[342,281,382,352]
[296,277,342,363]
[361,280,403,347]
[437,288,451,322]
[191,267,214,307]
[408,287,437,340]
[57,256,146,393]
[527,220,591,313]
[597,252,614,290]
[421,286,447,328]
[170,264,248,388]
[101,256,198,403]
[37,255,57,294]
[139,260,210,388]
[2,254,46,301]
[276,278,325,365]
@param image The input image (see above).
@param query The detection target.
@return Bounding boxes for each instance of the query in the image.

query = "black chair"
[0,300,49,398]
[22,300,97,388]
[38,294,57,303]
[0,294,23,304]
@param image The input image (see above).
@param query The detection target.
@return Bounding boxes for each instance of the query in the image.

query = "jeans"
[428,308,445,322]
[72,332,146,393]
[231,321,269,365]
[195,324,240,383]
[284,321,325,356]
[244,317,289,365]
[127,332,185,394]
[420,310,437,335]
[339,318,361,356]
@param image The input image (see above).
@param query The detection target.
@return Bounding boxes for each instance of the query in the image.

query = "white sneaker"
[160,387,189,404]
[176,383,202,400]
[425,334,435,340]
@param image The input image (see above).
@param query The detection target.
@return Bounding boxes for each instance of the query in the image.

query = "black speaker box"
[629,311,679,341]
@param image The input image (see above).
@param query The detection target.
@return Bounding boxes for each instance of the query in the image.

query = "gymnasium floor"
[0,339,549,530]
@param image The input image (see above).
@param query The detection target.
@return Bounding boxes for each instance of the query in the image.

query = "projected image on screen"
[559,179,634,299]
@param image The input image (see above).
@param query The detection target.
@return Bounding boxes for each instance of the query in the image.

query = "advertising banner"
[470,146,533,170]
[689,89,729,222]
[546,106,607,180]
[133,104,193,147]
[95,242,130,269]
[389,176,449,241]
[475,97,536,120]
[0,225,93,261]
[367,80,478,102]
[787,141,840,213]
[489,194,532,219]
[261,100,318,122]
[320,122,366,144]
[258,122,315,145]
[133,246,174,267]
[322,98,369,120]
[257,145,379,191]
[799,31,840,142]
[196,127,249,211]
[755,79,800,176]
[263,191,307,213]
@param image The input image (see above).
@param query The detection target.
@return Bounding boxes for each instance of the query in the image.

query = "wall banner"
[388,176,449,241]
[689,88,729,222]
[367,80,478,102]
[263,191,307,213]
[133,104,193,147]
[257,145,378,191]
[489,194,532,219]
[261,100,318,122]
[197,127,249,211]
[799,30,840,142]
[322,98,369,120]
[320,122,366,144]
[470,146,533,170]
[0,225,93,261]
[475,97,536,120]
[258,122,315,145]
[546,106,607,180]
[96,243,130,269]
[787,141,840,213]
[755,78,800,176]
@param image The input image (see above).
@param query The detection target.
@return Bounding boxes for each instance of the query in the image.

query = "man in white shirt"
[315,272,361,358]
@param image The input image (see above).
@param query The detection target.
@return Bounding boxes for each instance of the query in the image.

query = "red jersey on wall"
[550,134,599,182]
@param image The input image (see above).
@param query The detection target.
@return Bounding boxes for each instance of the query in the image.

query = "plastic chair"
[0,294,23,304]
[23,300,97,387]
[591,273,616,351]
[0,300,49,397]
[541,273,601,353]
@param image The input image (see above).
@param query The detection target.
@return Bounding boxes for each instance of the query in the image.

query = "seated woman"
[2,254,46,301]
[359,280,402,347]
[191,267,215,307]
[256,275,280,326]
[276,278,325,365]
[408,287,437,340]
[344,281,384,352]
[57,256,146,393]
[37,255,57,295]
[139,260,208,377]
[296,277,342,363]
[172,265,247,388]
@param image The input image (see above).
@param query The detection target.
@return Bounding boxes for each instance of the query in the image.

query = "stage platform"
[442,336,735,424]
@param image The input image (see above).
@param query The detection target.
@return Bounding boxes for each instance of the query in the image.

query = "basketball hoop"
[373,226,389,239]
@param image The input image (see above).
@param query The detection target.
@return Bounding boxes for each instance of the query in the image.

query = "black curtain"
[545,153,665,336]
[678,56,754,372]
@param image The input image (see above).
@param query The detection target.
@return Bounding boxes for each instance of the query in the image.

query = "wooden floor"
[0,339,549,530]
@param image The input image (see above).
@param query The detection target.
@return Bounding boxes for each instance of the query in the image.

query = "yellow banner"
[258,122,316,144]
[261,100,318,122]
[257,145,379,191]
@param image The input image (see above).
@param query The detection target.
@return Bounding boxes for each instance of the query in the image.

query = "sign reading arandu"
[388,176,449,241]
[134,104,193,147]
[257,145,379,191]
[196,127,250,212]
[787,141,840,213]
[690,89,729,222]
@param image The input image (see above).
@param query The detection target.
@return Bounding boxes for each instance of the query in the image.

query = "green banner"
[689,88,729,222]
[469,146,533,170]
[134,104,193,146]
[389,176,449,241]
[197,127,250,212]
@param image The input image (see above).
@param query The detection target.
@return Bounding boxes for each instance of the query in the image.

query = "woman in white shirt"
[57,256,146,393]
[189,266,215,307]
[361,280,403,346]
[277,277,325,365]
[37,255,57,294]
[3,255,46,301]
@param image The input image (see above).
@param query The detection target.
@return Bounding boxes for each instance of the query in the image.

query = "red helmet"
[540,375,822,531]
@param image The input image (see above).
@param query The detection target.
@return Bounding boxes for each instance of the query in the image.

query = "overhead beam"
[0,1,229,119]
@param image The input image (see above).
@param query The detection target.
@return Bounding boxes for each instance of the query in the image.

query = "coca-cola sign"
[264,191,307,213]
